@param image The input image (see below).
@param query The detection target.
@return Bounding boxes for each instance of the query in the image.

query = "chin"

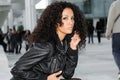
[67,32,72,34]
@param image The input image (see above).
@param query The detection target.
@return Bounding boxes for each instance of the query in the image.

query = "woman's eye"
[71,17,74,20]
[63,17,68,20]
[71,18,74,20]
[62,17,74,20]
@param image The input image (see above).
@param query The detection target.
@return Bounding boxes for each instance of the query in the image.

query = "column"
[25,0,36,32]
[8,9,14,29]
[31,0,36,31]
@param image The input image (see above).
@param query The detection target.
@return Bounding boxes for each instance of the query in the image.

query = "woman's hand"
[47,71,62,80]
[105,34,111,40]
[70,32,81,50]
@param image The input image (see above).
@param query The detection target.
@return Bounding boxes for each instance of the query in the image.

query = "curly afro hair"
[29,1,87,48]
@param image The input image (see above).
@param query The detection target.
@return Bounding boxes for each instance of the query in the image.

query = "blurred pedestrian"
[87,22,94,44]
[96,20,103,43]
[0,28,7,52]
[24,30,31,51]
[6,28,12,52]
[10,28,19,54]
[105,0,120,79]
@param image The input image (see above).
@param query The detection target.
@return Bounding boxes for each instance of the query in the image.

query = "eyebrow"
[62,15,74,17]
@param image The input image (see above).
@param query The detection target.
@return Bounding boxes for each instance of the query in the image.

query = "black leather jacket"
[11,34,78,80]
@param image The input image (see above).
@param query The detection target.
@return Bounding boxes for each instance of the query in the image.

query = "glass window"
[83,0,91,14]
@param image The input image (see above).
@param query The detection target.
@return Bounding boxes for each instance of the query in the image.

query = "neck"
[56,31,66,41]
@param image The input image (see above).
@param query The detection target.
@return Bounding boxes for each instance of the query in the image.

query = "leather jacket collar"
[49,33,68,55]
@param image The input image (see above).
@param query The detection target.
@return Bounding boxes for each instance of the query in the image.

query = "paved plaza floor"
[0,37,119,80]
[74,37,118,80]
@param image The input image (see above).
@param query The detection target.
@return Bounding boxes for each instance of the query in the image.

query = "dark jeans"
[112,33,120,71]
[88,34,94,44]
[97,32,101,43]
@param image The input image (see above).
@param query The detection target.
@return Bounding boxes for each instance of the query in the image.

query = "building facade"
[74,0,114,33]
[0,0,115,33]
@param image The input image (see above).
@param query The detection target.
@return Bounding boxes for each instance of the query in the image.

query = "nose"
[68,19,74,25]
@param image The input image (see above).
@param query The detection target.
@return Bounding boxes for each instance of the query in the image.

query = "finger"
[54,71,62,76]
[72,33,79,39]
[73,32,77,37]
[74,31,79,35]
[71,35,80,41]
[73,33,80,39]
[77,38,81,43]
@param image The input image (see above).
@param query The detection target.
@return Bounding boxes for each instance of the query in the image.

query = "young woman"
[10,1,86,80]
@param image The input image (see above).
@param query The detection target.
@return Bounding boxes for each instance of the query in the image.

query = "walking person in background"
[0,28,7,52]
[24,30,31,51]
[96,20,102,43]
[6,28,12,52]
[17,30,23,53]
[10,1,86,80]
[87,21,94,44]
[105,0,120,79]
[10,28,19,54]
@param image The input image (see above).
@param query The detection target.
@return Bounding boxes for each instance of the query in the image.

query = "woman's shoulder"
[32,40,53,51]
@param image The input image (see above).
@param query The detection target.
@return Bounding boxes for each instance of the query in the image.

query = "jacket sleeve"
[105,1,116,36]
[11,42,50,80]
[62,47,78,79]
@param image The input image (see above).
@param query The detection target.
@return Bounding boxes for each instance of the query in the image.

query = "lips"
[68,27,73,30]
[67,27,73,33]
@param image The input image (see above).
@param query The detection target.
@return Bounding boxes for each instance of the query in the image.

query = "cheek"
[73,21,75,25]
[60,26,66,31]
[61,24,67,30]
[59,26,67,33]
